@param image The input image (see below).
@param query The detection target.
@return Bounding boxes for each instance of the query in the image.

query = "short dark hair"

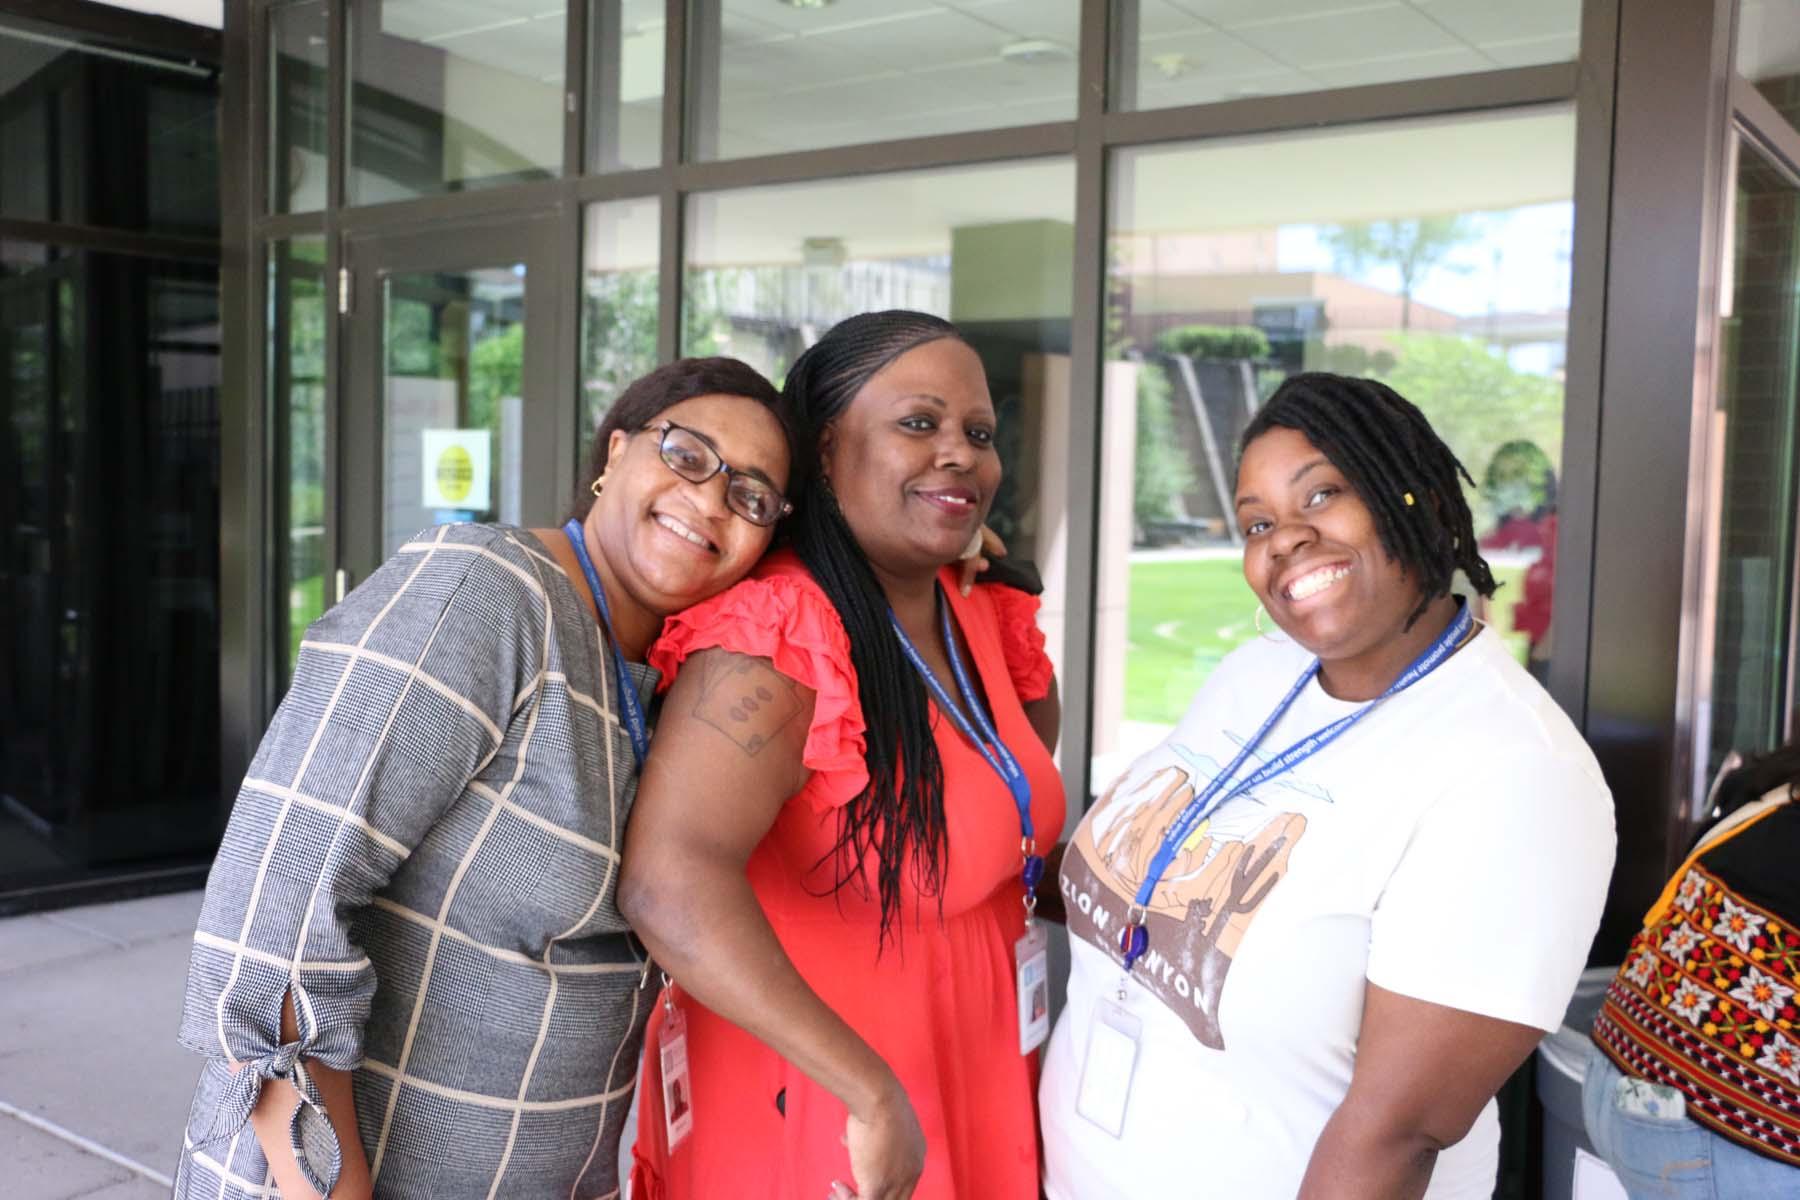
[780,309,968,946]
[569,356,796,519]
[1239,372,1496,627]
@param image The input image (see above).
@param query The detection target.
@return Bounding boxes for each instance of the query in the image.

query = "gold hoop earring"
[1252,604,1281,644]
[589,477,604,498]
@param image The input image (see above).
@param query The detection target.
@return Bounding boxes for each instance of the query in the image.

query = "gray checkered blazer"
[173,524,656,1199]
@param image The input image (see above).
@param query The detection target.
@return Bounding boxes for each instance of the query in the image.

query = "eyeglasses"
[649,421,793,528]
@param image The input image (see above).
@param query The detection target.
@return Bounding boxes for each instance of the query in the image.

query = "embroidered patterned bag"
[1592,795,1800,1166]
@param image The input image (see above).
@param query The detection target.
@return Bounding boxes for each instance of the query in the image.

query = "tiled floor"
[0,890,204,1198]
[0,888,652,1198]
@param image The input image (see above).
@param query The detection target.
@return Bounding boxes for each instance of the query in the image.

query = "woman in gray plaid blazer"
[172,357,800,1199]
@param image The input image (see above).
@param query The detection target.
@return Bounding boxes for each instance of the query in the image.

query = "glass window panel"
[270,237,328,687]
[349,0,567,205]
[587,0,664,172]
[148,77,223,237]
[581,198,661,440]
[381,265,526,556]
[0,30,55,221]
[1096,107,1575,787]
[1,244,223,898]
[0,22,220,235]
[270,0,330,213]
[1116,0,1579,113]
[1699,137,1800,785]
[684,158,1075,629]
[687,0,1079,162]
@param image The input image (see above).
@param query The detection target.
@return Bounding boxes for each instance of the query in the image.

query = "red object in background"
[1482,513,1556,649]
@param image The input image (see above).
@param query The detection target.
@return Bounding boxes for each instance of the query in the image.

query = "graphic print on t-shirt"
[1061,745,1316,1048]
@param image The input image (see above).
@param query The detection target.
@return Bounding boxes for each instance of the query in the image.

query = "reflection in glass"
[0,23,220,234]
[684,158,1075,660]
[1700,139,1800,786]
[1,245,222,897]
[271,0,330,213]
[581,198,660,441]
[271,238,328,685]
[588,0,664,172]
[1114,0,1578,113]
[349,0,566,205]
[0,31,54,220]
[1097,108,1576,785]
[687,0,1078,161]
[382,266,526,557]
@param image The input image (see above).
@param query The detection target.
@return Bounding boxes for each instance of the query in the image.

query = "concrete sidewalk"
[0,890,204,1199]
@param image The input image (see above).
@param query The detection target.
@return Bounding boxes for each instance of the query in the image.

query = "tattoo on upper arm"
[691,654,804,757]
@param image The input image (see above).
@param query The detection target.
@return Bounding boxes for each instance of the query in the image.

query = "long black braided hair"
[1239,372,1496,627]
[781,310,968,945]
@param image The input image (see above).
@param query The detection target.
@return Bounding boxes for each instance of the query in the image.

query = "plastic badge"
[1015,923,1051,1055]
[659,1003,694,1150]
[1074,996,1142,1138]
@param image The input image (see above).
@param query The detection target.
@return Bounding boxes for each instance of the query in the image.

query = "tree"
[1322,216,1480,330]
[468,320,523,433]
[1134,363,1194,529]
[581,270,660,433]
[1377,333,1564,529]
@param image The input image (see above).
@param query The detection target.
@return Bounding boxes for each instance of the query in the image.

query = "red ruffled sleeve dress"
[630,549,1063,1200]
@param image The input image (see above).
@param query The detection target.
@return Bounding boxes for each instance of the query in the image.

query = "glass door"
[1693,130,1800,812]
[1,242,224,893]
[339,217,566,588]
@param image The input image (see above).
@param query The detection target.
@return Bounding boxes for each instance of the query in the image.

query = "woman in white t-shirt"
[1039,372,1616,1200]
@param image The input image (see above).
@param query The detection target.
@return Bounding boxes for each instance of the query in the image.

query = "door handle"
[334,568,352,604]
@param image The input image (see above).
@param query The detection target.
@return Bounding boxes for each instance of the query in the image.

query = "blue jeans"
[1582,1043,1800,1198]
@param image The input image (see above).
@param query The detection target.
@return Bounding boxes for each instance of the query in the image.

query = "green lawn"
[1121,556,1529,725]
[1123,557,1259,726]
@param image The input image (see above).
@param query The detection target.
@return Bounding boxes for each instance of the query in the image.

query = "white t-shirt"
[1041,625,1615,1200]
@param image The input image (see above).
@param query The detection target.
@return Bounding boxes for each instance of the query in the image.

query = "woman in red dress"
[621,310,1063,1200]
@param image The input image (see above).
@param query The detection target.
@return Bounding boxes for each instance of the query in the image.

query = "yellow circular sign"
[436,443,474,504]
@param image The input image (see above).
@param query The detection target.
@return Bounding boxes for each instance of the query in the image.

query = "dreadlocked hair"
[781,310,967,947]
[1240,372,1496,628]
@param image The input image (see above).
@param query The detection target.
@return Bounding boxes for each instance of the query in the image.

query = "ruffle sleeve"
[650,571,869,810]
[983,583,1054,703]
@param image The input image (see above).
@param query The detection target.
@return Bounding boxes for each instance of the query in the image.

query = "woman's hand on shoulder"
[957,525,1006,596]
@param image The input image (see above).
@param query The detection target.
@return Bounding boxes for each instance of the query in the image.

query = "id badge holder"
[1014,921,1051,1055]
[658,978,694,1150]
[1074,990,1142,1139]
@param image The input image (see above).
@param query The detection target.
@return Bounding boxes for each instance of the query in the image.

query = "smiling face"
[819,337,1001,580]
[588,392,791,615]
[1234,425,1425,666]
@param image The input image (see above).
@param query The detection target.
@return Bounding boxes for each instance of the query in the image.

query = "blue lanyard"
[561,518,650,767]
[888,588,1045,911]
[1118,600,1474,973]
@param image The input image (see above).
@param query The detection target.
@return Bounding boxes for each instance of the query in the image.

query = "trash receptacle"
[1535,966,1618,1200]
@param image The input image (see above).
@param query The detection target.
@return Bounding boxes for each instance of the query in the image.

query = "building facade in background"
[0,1,222,905]
[2,2,1799,989]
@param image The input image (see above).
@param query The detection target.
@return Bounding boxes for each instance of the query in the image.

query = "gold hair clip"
[1403,492,1416,506]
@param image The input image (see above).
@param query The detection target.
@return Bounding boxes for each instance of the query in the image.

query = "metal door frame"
[337,213,568,590]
